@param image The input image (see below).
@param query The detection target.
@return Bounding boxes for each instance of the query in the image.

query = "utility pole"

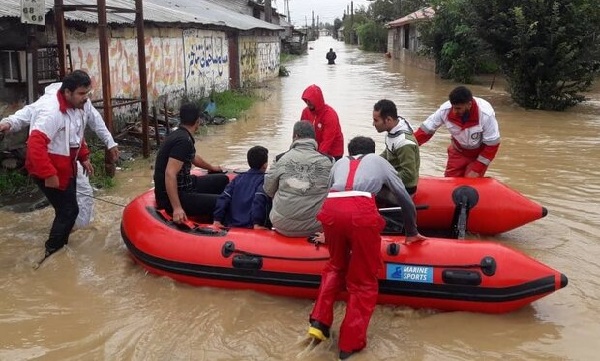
[265,0,272,23]
[312,11,315,40]
[284,0,290,22]
[351,1,354,44]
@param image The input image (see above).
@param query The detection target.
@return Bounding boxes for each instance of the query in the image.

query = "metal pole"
[26,26,39,102]
[135,0,150,158]
[97,0,115,176]
[54,0,67,78]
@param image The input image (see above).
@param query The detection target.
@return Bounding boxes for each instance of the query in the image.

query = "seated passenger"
[153,102,229,224]
[263,121,334,237]
[213,146,271,229]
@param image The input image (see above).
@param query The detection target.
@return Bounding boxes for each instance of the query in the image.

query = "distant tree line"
[333,0,600,111]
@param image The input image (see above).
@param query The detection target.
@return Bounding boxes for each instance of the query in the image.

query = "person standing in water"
[326,48,337,65]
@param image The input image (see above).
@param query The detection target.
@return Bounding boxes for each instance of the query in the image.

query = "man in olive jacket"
[263,121,334,237]
[372,99,420,195]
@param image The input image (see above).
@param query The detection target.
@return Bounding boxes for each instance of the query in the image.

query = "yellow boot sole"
[307,326,328,341]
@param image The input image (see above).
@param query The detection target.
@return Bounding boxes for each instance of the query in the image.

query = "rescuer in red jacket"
[414,86,501,177]
[300,84,344,160]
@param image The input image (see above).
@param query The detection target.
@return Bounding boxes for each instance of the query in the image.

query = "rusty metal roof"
[0,0,283,31]
[387,7,435,28]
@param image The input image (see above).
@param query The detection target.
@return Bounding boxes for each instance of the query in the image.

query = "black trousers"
[158,173,229,221]
[35,177,79,252]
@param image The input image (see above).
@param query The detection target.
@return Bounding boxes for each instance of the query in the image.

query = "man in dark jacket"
[213,146,271,229]
[326,48,337,64]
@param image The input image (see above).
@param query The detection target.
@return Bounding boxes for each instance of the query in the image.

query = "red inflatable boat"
[121,189,566,314]
[412,176,547,236]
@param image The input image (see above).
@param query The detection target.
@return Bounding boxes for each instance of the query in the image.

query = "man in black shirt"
[153,103,229,223]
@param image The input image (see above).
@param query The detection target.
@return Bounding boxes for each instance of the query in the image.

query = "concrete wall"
[239,36,280,87]
[387,26,435,72]
[42,26,235,105]
[1,20,281,123]
[183,29,230,97]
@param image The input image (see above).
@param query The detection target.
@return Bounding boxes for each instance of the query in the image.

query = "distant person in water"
[326,48,337,65]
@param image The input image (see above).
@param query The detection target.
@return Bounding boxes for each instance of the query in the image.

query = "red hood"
[301,84,325,113]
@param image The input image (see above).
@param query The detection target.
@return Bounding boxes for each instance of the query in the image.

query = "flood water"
[1,36,599,361]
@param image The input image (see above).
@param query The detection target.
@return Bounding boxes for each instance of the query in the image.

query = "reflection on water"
[1,36,599,361]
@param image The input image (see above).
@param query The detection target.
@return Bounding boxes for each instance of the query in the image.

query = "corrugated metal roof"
[387,7,435,28]
[0,0,283,31]
[146,0,282,30]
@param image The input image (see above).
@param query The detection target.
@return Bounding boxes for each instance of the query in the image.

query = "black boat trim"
[121,225,560,304]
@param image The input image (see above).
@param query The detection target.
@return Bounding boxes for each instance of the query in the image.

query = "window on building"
[1,50,25,83]
[0,45,71,84]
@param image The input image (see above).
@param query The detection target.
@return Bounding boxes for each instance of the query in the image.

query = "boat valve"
[222,241,235,258]
[387,243,400,256]
[480,256,497,276]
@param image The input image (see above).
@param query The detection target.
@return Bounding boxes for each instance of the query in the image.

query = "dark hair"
[449,86,473,105]
[247,145,268,169]
[179,102,201,126]
[348,136,376,156]
[373,99,398,119]
[293,121,316,139]
[60,70,91,93]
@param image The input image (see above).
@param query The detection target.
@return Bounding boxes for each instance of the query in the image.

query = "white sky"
[275,0,372,26]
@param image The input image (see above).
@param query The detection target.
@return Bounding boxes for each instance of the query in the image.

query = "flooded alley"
[1,36,599,361]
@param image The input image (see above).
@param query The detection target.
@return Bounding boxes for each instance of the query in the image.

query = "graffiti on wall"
[239,37,280,86]
[69,35,186,104]
[257,42,280,81]
[240,38,257,85]
[183,29,229,97]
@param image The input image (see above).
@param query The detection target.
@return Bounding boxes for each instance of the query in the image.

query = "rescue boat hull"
[121,190,566,314]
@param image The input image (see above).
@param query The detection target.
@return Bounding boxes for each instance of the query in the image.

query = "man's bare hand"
[81,159,94,177]
[0,121,11,133]
[172,207,187,224]
[108,146,120,163]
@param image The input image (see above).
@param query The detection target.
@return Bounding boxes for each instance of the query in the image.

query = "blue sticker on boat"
[386,264,434,283]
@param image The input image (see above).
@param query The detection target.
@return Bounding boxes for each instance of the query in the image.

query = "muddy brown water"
[1,36,599,360]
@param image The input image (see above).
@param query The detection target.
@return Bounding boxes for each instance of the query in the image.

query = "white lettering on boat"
[386,263,434,283]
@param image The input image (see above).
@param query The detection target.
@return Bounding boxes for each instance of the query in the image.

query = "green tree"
[368,0,429,21]
[470,0,600,110]
[342,7,369,45]
[333,18,343,39]
[356,20,388,52]
[419,0,496,83]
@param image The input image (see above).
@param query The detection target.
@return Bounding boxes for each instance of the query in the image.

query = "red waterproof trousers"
[445,145,488,177]
[310,195,386,353]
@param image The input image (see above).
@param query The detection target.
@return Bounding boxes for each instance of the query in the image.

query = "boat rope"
[415,263,482,269]
[231,248,330,262]
[77,190,127,208]
[222,241,330,262]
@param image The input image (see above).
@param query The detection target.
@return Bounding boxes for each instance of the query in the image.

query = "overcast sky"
[279,0,372,26]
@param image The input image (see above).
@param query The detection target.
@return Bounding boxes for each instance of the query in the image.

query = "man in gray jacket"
[263,121,334,237]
